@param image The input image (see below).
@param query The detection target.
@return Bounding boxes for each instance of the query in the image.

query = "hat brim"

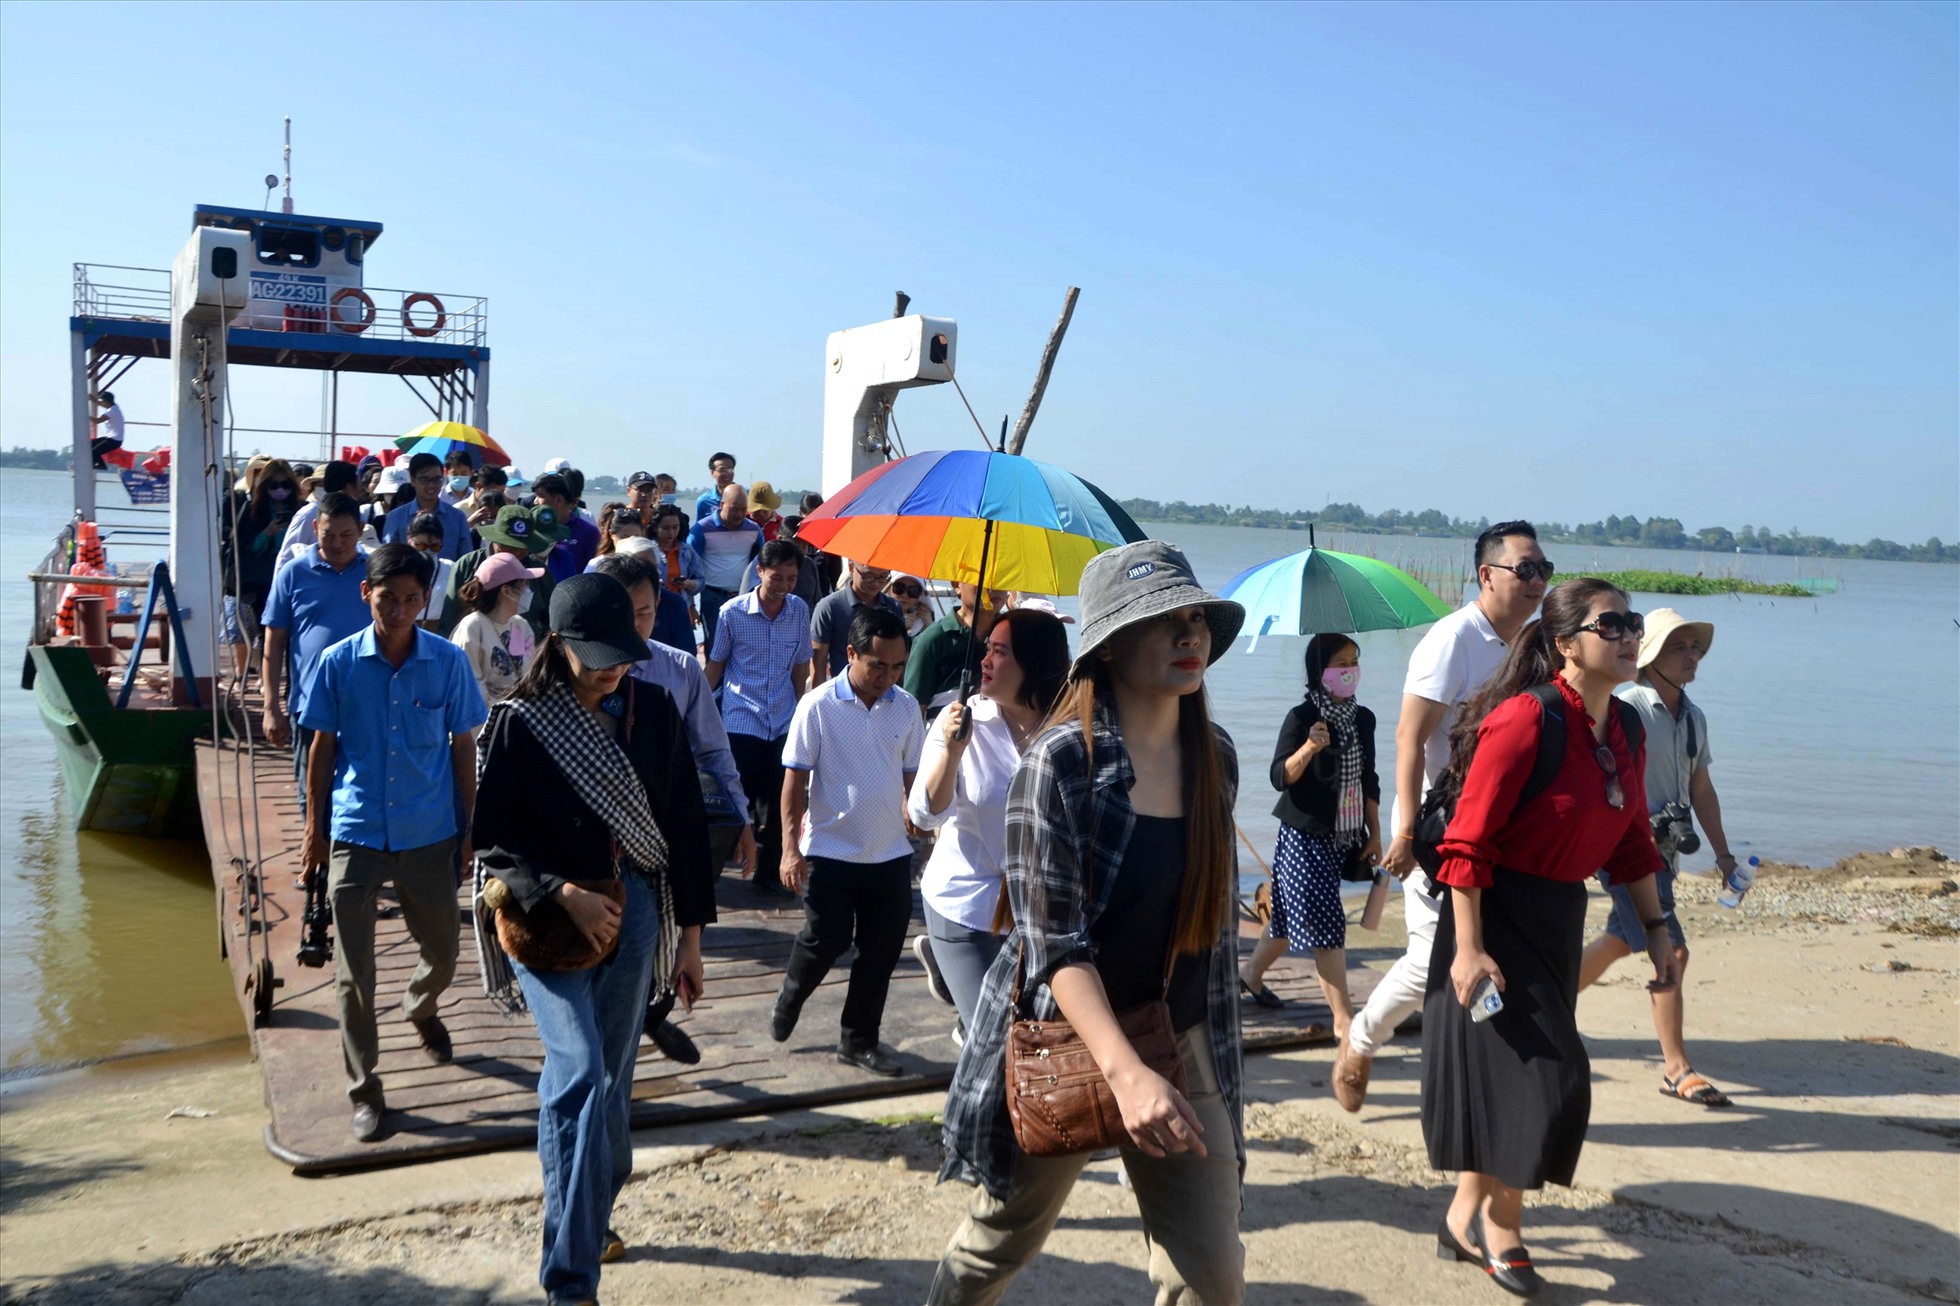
[1070,591,1245,679]
[560,633,650,671]
[1637,616,1716,668]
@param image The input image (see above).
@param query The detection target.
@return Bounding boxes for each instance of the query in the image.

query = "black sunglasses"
[1487,559,1556,583]
[1593,744,1624,810]
[1577,610,1645,642]
[890,582,923,597]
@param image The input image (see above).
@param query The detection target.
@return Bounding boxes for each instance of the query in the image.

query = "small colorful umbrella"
[394,420,508,468]
[1220,530,1454,647]
[796,449,1145,595]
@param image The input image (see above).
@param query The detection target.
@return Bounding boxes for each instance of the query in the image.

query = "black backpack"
[1412,683,1645,879]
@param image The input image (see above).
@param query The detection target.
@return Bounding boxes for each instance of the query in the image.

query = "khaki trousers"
[329,838,459,1107]
[930,1025,1244,1306]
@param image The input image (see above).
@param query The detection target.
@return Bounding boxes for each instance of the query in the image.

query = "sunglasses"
[1593,744,1624,810]
[890,582,923,597]
[1576,610,1645,642]
[1488,559,1556,583]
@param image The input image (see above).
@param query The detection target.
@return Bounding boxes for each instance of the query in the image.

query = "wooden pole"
[1005,286,1080,457]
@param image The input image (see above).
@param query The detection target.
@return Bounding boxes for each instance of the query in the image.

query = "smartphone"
[1469,976,1504,1023]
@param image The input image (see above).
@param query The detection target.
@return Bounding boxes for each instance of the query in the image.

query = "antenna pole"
[282,117,293,214]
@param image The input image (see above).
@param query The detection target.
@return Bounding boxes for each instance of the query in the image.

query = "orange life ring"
[332,287,375,334]
[402,293,447,337]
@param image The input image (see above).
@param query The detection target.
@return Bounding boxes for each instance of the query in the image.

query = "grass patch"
[1591,569,1817,597]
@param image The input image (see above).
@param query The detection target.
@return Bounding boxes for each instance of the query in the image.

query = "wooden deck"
[195,697,1355,1175]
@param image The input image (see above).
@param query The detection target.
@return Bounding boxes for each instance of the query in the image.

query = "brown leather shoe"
[1332,1034,1371,1113]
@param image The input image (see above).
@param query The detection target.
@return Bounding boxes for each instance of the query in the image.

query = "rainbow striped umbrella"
[797,449,1146,595]
[394,421,509,468]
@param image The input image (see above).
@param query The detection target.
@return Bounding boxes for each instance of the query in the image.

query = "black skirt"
[1420,866,1590,1190]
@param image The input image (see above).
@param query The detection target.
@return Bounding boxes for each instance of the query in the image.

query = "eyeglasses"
[1593,744,1624,810]
[412,474,443,489]
[889,582,922,597]
[1487,560,1556,583]
[1576,611,1645,642]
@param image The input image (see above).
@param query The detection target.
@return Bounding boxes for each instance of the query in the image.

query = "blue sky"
[3,1,1953,542]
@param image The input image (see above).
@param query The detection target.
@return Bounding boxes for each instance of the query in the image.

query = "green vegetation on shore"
[1121,496,1957,564]
[1590,569,1816,598]
[0,446,71,471]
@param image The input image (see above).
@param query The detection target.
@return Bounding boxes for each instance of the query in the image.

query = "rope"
[943,365,999,451]
[1234,820,1273,877]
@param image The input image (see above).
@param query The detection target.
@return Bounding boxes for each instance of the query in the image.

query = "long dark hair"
[507,630,574,700]
[1303,632,1358,693]
[1438,577,1627,795]
[995,608,1071,717]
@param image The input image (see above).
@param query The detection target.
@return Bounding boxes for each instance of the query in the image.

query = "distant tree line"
[1120,497,1957,564]
[0,446,71,471]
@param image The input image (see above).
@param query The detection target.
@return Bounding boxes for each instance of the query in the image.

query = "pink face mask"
[1320,666,1361,698]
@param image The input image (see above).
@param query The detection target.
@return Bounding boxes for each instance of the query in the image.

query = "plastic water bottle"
[1718,856,1760,909]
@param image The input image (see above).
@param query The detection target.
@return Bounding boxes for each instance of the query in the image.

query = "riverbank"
[2,848,1954,1304]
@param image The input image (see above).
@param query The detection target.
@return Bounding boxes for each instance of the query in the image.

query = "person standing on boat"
[277,461,364,572]
[704,540,811,897]
[932,540,1248,1306]
[473,572,716,1301]
[298,543,488,1143]
[382,454,472,563]
[693,451,738,521]
[905,583,1009,717]
[89,390,125,468]
[809,559,902,686]
[438,449,476,508]
[218,457,301,683]
[262,493,372,809]
[407,512,456,627]
[1425,579,1678,1297]
[770,604,925,1077]
[1579,608,1738,1110]
[1335,520,1548,1112]
[689,484,765,656]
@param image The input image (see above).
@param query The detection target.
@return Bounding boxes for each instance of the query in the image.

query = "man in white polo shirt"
[769,605,925,1077]
[1334,519,1550,1111]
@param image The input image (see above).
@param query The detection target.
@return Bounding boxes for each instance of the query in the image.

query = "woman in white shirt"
[906,608,1071,1035]
[449,551,544,703]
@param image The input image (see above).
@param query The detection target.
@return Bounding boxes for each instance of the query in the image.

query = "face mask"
[448,476,470,494]
[311,486,326,503]
[418,548,441,565]
[1321,666,1361,698]
[268,485,292,501]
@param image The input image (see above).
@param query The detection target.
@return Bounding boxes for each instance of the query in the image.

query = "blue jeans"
[924,903,1004,1032]
[515,874,659,1301]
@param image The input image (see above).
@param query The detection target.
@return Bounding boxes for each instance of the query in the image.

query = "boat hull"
[26,644,210,838]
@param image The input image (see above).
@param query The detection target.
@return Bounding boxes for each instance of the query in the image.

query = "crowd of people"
[244,446,1741,1303]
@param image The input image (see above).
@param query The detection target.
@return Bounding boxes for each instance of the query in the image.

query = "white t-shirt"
[1400,600,1512,820]
[907,697,1019,930]
[101,404,125,445]
[783,675,925,863]
[450,610,535,703]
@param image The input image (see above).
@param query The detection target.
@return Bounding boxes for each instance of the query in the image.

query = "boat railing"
[73,263,489,348]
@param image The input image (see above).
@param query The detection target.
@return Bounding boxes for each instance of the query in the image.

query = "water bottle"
[1718,856,1760,909]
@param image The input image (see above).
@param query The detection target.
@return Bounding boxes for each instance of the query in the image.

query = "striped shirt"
[687,516,764,592]
[784,676,925,863]
[937,703,1245,1200]
[708,590,811,740]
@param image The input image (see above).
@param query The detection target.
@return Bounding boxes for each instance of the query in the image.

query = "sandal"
[1660,1068,1732,1108]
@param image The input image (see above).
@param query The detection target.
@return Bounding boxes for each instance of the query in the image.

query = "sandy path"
[4,855,1955,1304]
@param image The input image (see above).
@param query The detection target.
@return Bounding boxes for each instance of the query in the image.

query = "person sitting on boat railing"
[219,456,300,683]
[408,511,455,628]
[277,461,363,573]
[382,453,472,564]
[262,493,371,810]
[89,390,124,469]
[300,542,489,1144]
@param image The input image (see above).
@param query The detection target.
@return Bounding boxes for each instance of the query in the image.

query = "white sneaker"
[913,934,954,1007]
[951,1018,965,1049]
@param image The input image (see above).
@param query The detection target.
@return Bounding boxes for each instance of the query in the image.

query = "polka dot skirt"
[1266,824,1347,952]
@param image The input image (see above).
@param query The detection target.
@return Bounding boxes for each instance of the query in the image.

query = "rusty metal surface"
[195,699,1345,1175]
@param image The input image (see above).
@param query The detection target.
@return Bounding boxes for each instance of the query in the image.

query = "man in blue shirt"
[706,540,811,896]
[299,543,489,1143]
[262,493,371,808]
[532,472,601,581]
[382,452,473,562]
[692,450,738,521]
[688,484,766,655]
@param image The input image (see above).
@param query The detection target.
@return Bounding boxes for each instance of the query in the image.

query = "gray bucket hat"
[1070,540,1244,678]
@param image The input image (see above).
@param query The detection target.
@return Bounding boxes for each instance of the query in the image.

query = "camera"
[1651,801,1700,858]
[297,870,334,968]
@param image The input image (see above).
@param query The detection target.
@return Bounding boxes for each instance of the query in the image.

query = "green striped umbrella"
[1219,545,1455,642]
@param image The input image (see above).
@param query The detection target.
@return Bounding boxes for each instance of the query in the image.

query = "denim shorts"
[1600,862,1685,951]
[221,595,260,648]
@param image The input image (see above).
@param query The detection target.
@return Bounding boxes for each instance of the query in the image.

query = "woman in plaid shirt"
[931,541,1249,1306]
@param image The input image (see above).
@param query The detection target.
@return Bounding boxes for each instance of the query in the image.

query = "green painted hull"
[25,645,212,839]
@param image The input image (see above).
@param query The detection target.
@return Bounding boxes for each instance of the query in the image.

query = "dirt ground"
[4,852,1956,1305]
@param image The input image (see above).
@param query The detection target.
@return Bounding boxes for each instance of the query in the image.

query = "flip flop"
[1660,1068,1732,1108]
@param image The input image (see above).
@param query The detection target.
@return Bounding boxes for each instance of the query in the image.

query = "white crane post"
[820,314,956,497]
[167,225,250,706]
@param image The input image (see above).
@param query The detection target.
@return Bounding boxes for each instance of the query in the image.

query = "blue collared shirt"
[709,591,810,740]
[382,500,473,562]
[632,639,748,814]
[262,544,371,717]
[298,626,489,851]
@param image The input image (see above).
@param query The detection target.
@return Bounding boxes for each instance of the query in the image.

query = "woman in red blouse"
[1424,578,1681,1298]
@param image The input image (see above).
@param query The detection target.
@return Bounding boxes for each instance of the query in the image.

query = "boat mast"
[282,117,294,215]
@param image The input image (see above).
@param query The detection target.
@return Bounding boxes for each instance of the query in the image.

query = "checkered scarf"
[472,680,677,1014]
[1307,687,1366,849]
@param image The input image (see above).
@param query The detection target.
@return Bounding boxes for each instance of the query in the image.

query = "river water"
[3,467,1956,1075]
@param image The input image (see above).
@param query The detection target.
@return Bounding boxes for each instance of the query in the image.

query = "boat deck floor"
[196,690,1357,1175]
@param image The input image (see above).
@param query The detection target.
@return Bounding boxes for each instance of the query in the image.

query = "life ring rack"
[402,292,447,338]
[331,287,375,334]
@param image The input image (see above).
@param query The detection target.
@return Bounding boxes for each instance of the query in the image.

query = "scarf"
[472,679,678,1014]
[1307,687,1366,849]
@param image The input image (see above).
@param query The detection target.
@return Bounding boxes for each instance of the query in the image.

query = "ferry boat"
[21,196,490,837]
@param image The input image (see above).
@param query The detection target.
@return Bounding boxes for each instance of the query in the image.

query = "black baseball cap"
[626,470,656,489]
[548,574,649,670]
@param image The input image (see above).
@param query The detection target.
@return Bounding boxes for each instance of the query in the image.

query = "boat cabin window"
[255,224,320,269]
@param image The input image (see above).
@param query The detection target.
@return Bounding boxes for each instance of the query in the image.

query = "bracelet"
[1642,917,1668,932]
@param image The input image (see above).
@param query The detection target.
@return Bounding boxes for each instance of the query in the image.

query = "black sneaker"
[411,1015,453,1065]
[912,934,954,1007]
